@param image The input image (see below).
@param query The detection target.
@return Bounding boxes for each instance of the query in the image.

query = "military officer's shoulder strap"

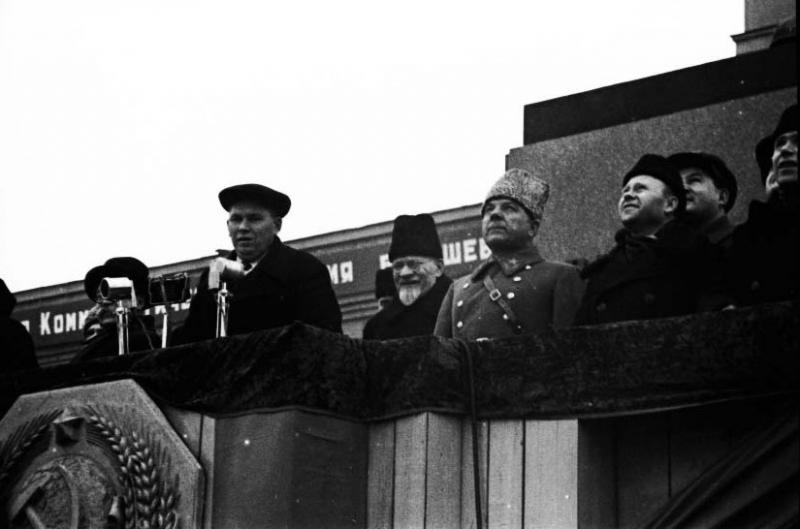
[481,274,523,335]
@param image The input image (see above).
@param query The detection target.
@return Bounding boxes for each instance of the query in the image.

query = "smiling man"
[575,154,721,325]
[434,168,583,340]
[362,214,451,339]
[173,183,341,344]
[727,104,798,305]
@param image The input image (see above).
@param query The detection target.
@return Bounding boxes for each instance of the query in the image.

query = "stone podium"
[0,304,797,528]
[0,380,367,529]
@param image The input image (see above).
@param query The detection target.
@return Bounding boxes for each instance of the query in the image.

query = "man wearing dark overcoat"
[362,214,452,340]
[173,184,341,344]
[668,151,738,251]
[575,154,720,325]
[434,168,584,340]
[0,278,38,375]
[372,268,397,311]
[727,104,798,306]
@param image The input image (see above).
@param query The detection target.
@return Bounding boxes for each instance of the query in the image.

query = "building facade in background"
[11,0,796,367]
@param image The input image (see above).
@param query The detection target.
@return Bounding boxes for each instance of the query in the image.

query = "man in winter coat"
[173,183,341,344]
[575,154,721,325]
[668,151,738,251]
[434,168,584,341]
[362,214,452,340]
[0,278,38,375]
[727,104,798,306]
[72,257,160,362]
[372,268,397,311]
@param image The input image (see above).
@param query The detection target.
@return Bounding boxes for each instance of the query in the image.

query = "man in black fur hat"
[173,183,341,344]
[668,151,738,251]
[727,104,798,305]
[575,154,722,325]
[362,214,451,339]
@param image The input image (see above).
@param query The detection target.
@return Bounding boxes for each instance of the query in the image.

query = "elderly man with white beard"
[362,214,452,340]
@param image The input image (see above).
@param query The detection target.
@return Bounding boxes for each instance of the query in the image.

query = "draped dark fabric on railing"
[1,301,798,420]
[640,411,798,529]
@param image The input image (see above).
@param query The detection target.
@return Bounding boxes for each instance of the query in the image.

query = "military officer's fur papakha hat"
[483,168,550,221]
[388,214,443,262]
[218,183,292,217]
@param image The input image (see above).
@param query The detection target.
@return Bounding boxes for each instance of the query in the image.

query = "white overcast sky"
[1,0,742,292]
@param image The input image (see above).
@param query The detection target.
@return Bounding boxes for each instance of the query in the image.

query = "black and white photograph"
[0,0,796,527]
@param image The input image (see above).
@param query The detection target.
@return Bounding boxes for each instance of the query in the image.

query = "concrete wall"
[746,0,795,30]
[507,87,797,263]
[509,43,796,263]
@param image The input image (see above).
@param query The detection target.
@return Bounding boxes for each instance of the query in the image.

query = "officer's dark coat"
[434,247,584,340]
[574,220,722,325]
[362,275,452,340]
[726,195,799,306]
[173,237,342,344]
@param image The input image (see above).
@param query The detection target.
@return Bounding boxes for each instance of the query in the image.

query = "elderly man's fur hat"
[388,214,443,262]
[483,168,550,220]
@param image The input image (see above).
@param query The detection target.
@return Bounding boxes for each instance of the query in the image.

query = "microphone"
[208,258,245,290]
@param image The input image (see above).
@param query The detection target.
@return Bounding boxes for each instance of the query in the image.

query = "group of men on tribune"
[1,104,796,368]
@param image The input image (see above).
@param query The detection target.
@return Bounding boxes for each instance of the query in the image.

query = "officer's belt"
[482,274,523,335]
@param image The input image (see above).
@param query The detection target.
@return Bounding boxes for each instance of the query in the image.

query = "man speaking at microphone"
[173,183,342,344]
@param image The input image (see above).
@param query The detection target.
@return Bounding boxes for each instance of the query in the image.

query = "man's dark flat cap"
[84,257,149,301]
[623,154,686,213]
[668,151,738,212]
[756,104,797,183]
[218,184,291,217]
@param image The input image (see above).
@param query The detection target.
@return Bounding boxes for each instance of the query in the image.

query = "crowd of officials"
[0,103,796,372]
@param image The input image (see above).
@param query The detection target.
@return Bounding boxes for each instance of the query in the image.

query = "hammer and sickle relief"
[1,407,178,529]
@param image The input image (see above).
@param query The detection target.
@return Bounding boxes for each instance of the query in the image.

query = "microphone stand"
[215,282,232,338]
[115,302,130,356]
[209,257,244,339]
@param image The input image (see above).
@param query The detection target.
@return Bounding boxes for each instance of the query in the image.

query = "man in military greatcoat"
[727,104,798,306]
[434,168,584,340]
[574,154,721,325]
[362,214,452,339]
[172,183,342,344]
